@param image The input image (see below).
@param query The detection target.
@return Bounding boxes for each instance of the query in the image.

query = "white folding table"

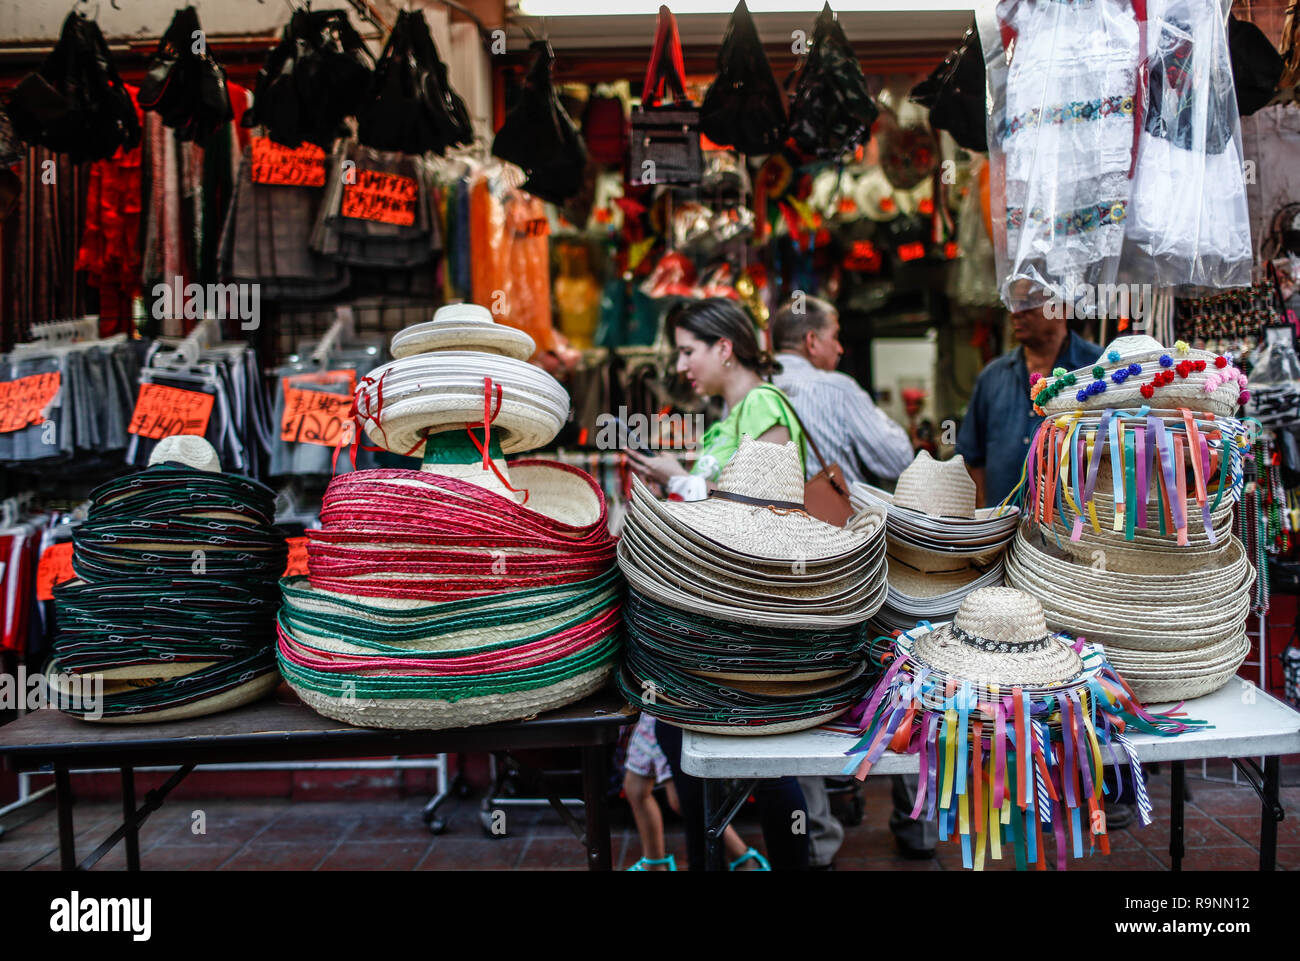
[681,681,1300,871]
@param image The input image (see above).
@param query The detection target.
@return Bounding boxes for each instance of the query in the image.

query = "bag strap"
[641,5,688,107]
[747,383,835,478]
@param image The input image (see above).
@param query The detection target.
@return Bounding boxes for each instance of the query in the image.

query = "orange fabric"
[470,175,557,356]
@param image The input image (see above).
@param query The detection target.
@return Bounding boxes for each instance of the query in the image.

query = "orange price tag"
[36,542,76,601]
[0,371,61,433]
[281,386,353,447]
[286,369,356,393]
[250,136,327,187]
[341,169,418,226]
[283,536,310,577]
[128,383,215,441]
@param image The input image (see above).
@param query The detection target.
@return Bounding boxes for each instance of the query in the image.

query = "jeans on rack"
[655,719,811,870]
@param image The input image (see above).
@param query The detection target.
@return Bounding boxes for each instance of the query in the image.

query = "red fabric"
[75,84,144,336]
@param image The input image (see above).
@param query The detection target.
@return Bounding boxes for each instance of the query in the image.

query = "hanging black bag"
[629,5,701,187]
[700,0,787,155]
[787,2,878,160]
[493,41,588,204]
[138,6,234,143]
[5,11,140,162]
[910,23,987,153]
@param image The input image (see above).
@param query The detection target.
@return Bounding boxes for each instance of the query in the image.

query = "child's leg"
[624,770,668,865]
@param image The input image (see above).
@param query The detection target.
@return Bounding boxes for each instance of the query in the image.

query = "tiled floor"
[2,762,1296,870]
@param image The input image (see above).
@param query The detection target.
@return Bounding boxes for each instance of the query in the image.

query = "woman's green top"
[691,383,806,483]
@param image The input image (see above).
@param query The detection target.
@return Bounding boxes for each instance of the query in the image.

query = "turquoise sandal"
[627,855,677,871]
[728,848,771,871]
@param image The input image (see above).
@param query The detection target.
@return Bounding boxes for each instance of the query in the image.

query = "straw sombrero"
[1033,335,1248,417]
[615,437,887,733]
[356,352,570,457]
[634,437,876,564]
[391,303,536,361]
[51,450,285,723]
[844,586,1201,870]
[148,435,222,472]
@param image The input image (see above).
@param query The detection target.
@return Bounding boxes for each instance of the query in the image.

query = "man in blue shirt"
[956,307,1101,508]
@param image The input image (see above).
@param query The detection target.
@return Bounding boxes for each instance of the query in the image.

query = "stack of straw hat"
[277,304,621,729]
[851,451,1019,635]
[616,436,889,734]
[845,586,1197,870]
[1007,335,1255,701]
[49,436,286,722]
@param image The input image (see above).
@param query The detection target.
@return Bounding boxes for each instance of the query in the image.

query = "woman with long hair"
[624,298,811,870]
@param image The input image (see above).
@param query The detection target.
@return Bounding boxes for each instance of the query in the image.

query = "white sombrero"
[391,303,536,362]
[356,352,570,457]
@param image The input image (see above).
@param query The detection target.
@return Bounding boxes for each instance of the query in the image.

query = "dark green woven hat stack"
[49,439,287,722]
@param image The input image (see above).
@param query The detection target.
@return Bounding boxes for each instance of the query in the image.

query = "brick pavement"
[1,759,1295,871]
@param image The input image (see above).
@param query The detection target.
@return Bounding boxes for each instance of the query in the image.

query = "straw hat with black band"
[844,587,1200,870]
[851,450,1019,633]
[617,436,888,734]
[48,438,287,723]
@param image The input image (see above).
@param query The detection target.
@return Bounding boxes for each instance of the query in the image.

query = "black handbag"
[629,5,702,187]
[700,0,787,155]
[4,11,140,163]
[910,23,987,153]
[138,6,233,143]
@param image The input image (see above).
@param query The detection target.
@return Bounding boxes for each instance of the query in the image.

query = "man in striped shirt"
[772,296,915,487]
[772,296,937,862]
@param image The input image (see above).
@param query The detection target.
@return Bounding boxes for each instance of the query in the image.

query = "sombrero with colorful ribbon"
[1017,403,1250,549]
[843,587,1200,870]
[48,438,286,723]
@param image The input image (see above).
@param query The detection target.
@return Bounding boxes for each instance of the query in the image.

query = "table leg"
[1260,755,1279,873]
[121,768,140,872]
[704,779,725,872]
[54,768,75,871]
[581,744,612,871]
[1170,760,1185,872]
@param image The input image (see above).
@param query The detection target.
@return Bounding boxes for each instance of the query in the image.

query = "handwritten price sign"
[128,383,215,441]
[341,169,418,226]
[281,386,352,447]
[250,136,327,188]
[36,542,76,601]
[0,372,61,433]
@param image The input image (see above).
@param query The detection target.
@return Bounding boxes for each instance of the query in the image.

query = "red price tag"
[283,536,310,577]
[0,372,61,433]
[280,386,353,447]
[341,169,418,226]
[36,542,76,601]
[128,383,215,441]
[250,136,327,188]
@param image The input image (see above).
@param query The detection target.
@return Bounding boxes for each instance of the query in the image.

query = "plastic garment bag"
[700,0,788,155]
[977,0,1251,313]
[788,3,879,160]
[493,41,588,205]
